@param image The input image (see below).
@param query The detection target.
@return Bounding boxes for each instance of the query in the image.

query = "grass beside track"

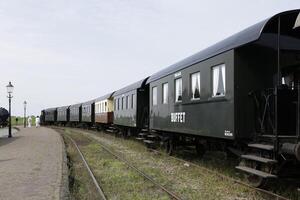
[61,129,170,200]
[62,134,100,200]
[58,127,279,200]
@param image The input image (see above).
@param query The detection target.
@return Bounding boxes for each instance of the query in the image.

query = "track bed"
[55,127,300,200]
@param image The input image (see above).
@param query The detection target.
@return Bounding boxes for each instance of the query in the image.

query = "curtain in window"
[213,67,219,96]
[221,65,225,94]
[213,64,226,96]
[152,87,157,105]
[175,78,182,102]
[191,72,200,99]
[163,83,168,104]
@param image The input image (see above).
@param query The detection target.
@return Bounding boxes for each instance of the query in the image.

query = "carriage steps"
[248,143,274,151]
[235,142,278,179]
[241,154,277,164]
[235,166,277,178]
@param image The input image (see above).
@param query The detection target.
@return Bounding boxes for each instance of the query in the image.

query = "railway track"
[148,149,291,200]
[59,127,296,200]
[63,134,107,200]
[60,129,184,200]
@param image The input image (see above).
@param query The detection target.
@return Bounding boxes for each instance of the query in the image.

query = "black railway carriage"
[41,9,300,188]
[40,110,45,125]
[44,108,57,125]
[57,106,69,125]
[81,100,95,126]
[148,10,300,186]
[69,103,82,126]
[113,78,149,135]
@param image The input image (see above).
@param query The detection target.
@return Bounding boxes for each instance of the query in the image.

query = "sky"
[0,0,299,116]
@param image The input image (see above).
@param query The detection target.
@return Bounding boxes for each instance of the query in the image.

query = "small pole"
[24,101,27,128]
[6,81,14,138]
[8,95,12,138]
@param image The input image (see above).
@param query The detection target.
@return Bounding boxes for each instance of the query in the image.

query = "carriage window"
[175,78,182,102]
[114,100,116,111]
[162,83,168,104]
[191,72,200,100]
[127,96,130,109]
[152,86,157,106]
[105,102,107,112]
[122,97,124,110]
[117,98,120,110]
[212,64,226,97]
[132,94,135,108]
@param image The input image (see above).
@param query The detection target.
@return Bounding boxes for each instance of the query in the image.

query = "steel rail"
[57,127,291,200]
[149,149,290,200]
[86,136,184,200]
[63,134,107,200]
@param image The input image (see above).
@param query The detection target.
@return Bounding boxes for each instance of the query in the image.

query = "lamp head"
[6,81,14,94]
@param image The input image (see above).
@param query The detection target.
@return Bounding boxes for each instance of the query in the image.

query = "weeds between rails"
[63,134,107,200]
[58,128,184,200]
[56,127,298,200]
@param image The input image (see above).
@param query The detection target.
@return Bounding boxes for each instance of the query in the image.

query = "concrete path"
[0,127,18,138]
[0,127,67,200]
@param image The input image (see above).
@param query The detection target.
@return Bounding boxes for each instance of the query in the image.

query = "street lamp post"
[6,82,14,138]
[24,101,27,128]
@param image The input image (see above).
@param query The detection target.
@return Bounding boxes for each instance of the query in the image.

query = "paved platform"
[0,127,67,200]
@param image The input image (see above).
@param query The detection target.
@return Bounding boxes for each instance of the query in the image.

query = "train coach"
[57,106,69,126]
[81,100,95,128]
[42,9,300,187]
[94,93,114,130]
[44,108,57,125]
[112,79,149,136]
[69,103,82,127]
[146,9,300,187]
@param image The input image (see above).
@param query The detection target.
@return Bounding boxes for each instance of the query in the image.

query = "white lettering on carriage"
[174,71,181,78]
[224,130,233,137]
[171,112,186,123]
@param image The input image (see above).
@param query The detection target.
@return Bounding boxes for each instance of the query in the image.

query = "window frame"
[162,82,168,104]
[212,63,226,98]
[175,78,183,103]
[152,86,158,106]
[190,71,201,100]
[126,96,129,109]
[131,94,136,109]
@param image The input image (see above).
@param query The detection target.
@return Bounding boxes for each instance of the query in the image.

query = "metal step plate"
[138,133,148,136]
[248,143,274,151]
[241,154,277,164]
[147,135,158,138]
[143,140,155,144]
[235,166,277,178]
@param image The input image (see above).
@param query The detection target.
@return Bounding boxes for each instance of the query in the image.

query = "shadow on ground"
[0,136,22,147]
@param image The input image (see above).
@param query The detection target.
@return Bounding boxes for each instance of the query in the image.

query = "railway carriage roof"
[45,108,57,112]
[95,92,115,102]
[57,106,69,111]
[82,99,96,106]
[69,103,82,109]
[147,9,300,83]
[113,77,149,97]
